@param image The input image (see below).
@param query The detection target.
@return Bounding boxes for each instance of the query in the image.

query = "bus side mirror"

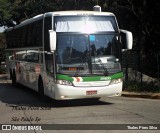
[120,29,133,50]
[49,30,56,51]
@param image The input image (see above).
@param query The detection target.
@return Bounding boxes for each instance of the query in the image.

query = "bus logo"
[100,77,111,81]
[2,125,11,130]
[72,77,83,82]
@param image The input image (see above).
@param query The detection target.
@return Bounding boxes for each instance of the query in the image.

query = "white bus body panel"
[44,81,122,100]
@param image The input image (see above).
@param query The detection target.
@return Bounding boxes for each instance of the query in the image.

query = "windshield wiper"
[92,55,109,76]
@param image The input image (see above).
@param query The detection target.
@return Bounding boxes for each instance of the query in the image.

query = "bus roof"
[6,11,115,32]
[48,11,115,16]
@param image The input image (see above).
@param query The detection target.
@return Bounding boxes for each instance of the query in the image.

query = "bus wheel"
[38,77,47,101]
[12,70,17,86]
[9,68,12,79]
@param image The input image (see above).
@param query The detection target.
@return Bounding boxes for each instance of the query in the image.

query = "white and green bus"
[5,8,133,100]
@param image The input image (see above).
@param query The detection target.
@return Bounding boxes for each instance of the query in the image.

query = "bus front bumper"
[54,82,122,100]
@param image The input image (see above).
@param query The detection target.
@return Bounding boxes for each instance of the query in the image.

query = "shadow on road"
[0,83,113,108]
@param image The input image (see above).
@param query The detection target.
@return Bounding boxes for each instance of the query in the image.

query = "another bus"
[5,8,133,100]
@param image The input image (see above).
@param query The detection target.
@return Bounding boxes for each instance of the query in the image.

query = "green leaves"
[0,0,12,26]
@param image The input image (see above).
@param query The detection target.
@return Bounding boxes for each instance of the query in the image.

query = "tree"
[9,0,60,24]
[99,0,160,53]
[0,0,12,26]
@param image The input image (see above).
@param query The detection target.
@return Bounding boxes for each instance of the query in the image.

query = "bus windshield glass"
[56,34,121,76]
[54,16,118,33]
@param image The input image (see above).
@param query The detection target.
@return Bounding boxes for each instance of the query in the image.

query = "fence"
[122,51,160,92]
[0,48,5,63]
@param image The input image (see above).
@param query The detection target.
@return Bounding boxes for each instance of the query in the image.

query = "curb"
[0,74,7,78]
[0,74,12,83]
[122,91,160,99]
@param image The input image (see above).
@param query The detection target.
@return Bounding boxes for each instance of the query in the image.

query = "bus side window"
[40,53,43,63]
[45,52,53,75]
[26,50,39,63]
[44,16,52,51]
[33,53,39,62]
[36,20,43,46]
[44,16,53,75]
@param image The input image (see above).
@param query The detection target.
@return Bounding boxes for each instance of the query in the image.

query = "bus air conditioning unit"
[93,5,101,12]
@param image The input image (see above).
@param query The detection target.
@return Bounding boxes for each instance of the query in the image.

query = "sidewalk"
[0,74,11,83]
[122,91,160,99]
[0,74,7,79]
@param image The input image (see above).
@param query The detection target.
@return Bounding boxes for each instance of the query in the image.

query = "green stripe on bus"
[111,72,123,80]
[56,72,123,82]
[56,74,73,81]
[82,72,123,81]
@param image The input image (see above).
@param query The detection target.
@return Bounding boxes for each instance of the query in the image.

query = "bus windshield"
[56,34,121,76]
[54,16,118,33]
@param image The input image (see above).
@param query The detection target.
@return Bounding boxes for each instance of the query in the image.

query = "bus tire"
[38,77,47,101]
[9,68,12,79]
[12,69,17,86]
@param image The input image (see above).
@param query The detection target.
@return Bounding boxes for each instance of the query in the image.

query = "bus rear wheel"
[12,70,17,86]
[9,68,12,80]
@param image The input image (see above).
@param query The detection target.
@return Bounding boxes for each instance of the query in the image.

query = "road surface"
[0,81,160,133]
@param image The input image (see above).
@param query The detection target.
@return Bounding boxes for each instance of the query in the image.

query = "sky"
[0,26,6,33]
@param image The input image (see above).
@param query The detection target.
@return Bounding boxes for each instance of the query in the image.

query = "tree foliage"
[0,0,12,26]
[0,0,160,53]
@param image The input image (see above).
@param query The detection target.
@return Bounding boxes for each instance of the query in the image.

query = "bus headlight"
[56,80,73,86]
[109,78,122,85]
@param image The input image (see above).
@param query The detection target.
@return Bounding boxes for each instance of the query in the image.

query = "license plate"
[86,90,97,95]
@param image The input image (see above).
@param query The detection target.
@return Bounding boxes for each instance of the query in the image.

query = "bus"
[5,7,133,100]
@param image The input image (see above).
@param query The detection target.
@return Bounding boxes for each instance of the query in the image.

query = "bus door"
[44,15,55,92]
[25,50,39,90]
[14,50,27,84]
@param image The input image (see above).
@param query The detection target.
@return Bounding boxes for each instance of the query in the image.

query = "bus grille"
[73,81,110,87]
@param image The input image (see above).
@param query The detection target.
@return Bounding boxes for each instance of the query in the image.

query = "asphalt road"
[0,82,160,133]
